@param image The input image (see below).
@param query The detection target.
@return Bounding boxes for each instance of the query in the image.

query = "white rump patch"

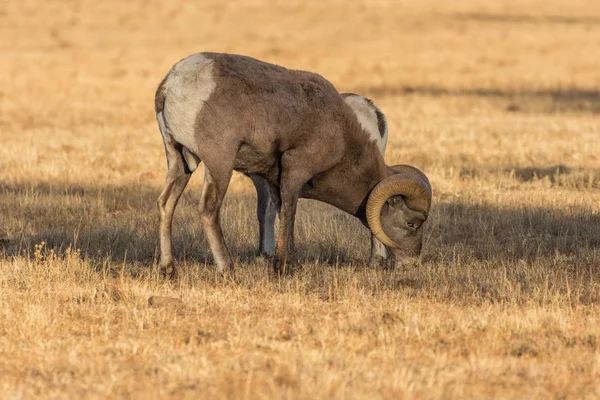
[162,53,216,153]
[343,94,388,155]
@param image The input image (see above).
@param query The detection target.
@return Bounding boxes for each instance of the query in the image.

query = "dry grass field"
[1,0,600,398]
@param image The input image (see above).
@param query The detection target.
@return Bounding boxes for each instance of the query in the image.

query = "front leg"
[368,235,389,268]
[273,155,311,274]
[274,181,300,274]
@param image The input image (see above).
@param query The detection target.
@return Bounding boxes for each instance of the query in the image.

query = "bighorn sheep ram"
[155,52,432,276]
[248,92,392,266]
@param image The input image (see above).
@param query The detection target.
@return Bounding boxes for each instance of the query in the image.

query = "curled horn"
[366,165,432,248]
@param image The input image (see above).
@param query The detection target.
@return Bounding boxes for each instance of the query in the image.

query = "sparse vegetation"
[1,0,599,398]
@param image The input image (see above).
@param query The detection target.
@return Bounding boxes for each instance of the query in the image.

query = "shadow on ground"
[356,85,600,114]
[1,179,599,269]
[427,201,600,265]
[0,181,371,268]
[459,165,600,189]
[452,12,600,26]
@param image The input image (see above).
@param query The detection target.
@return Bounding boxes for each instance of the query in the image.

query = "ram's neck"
[301,138,389,220]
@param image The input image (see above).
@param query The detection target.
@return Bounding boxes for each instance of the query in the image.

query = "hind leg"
[199,163,234,273]
[249,174,280,258]
[157,139,192,278]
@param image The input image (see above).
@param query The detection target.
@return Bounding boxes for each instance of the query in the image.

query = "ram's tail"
[155,77,201,173]
[155,76,168,114]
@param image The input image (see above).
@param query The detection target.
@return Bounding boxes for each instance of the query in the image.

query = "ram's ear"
[385,195,405,209]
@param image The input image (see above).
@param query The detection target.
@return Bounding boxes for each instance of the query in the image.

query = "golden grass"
[1,0,600,398]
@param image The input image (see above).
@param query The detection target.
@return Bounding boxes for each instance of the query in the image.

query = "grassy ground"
[1,0,599,398]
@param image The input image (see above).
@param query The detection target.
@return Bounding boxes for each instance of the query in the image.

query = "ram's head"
[366,165,432,267]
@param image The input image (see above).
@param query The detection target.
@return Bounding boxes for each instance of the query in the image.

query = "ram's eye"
[407,222,415,228]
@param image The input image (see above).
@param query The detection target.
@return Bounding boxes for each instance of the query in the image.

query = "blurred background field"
[0,0,599,398]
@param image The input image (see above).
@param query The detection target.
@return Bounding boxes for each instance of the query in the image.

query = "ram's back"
[156,53,348,156]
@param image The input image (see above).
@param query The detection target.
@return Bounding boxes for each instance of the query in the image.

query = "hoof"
[253,251,274,265]
[257,250,275,259]
[369,254,396,269]
[368,255,387,269]
[273,258,299,275]
[160,263,178,280]
[394,256,420,270]
[216,263,234,276]
[252,254,273,267]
